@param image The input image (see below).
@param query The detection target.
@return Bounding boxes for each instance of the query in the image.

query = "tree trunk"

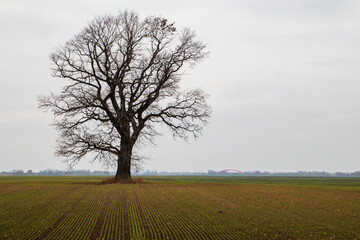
[115,140,132,181]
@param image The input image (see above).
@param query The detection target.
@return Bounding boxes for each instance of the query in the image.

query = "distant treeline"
[1,169,360,177]
[0,169,115,176]
[206,170,360,177]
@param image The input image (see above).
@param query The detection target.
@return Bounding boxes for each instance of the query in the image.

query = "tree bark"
[115,140,132,181]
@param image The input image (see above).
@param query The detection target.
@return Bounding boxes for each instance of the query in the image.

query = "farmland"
[1,176,360,239]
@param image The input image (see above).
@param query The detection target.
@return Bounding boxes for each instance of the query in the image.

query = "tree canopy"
[39,10,211,181]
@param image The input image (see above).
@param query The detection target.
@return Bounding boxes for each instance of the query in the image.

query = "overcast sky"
[1,0,360,172]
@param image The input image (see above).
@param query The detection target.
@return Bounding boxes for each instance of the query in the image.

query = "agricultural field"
[1,176,360,239]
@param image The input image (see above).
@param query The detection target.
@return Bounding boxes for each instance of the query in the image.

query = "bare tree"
[39,10,210,181]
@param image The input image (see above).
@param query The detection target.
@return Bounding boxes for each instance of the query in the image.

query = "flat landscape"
[1,176,360,239]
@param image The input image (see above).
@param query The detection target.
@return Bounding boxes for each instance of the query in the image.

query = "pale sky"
[1,0,360,172]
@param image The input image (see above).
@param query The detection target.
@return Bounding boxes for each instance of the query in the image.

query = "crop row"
[99,187,126,239]
[44,186,108,239]
[180,183,360,239]
[0,184,28,197]
[147,184,247,239]
[1,177,360,239]
[100,184,255,239]
[0,185,89,239]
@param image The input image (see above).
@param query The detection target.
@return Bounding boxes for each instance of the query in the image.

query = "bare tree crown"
[39,11,210,173]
